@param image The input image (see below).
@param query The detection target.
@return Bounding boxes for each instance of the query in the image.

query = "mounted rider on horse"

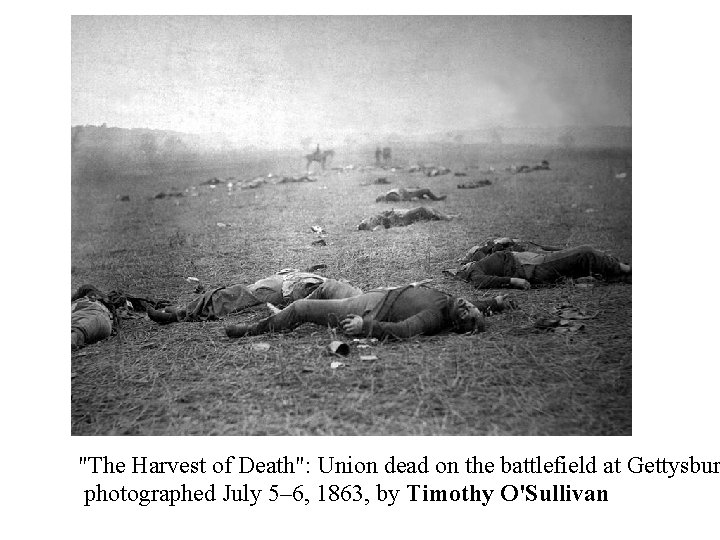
[305,144,335,172]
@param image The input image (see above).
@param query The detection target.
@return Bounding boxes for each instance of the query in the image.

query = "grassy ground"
[71,144,631,435]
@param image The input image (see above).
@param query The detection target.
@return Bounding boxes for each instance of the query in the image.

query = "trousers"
[251,291,386,334]
[71,299,113,348]
[181,278,363,321]
[517,246,626,283]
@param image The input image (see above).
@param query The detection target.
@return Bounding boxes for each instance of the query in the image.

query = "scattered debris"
[532,317,585,333]
[251,342,271,352]
[555,306,599,320]
[328,341,349,356]
[330,361,345,369]
[352,338,378,345]
[310,225,326,235]
[574,276,598,288]
[186,277,200,283]
[554,321,585,334]
[534,316,562,330]
[359,354,378,361]
[532,305,599,334]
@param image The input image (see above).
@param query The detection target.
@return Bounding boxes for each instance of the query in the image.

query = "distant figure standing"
[375,146,382,165]
[382,146,392,164]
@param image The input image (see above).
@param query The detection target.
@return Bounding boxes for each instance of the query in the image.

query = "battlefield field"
[71,142,632,436]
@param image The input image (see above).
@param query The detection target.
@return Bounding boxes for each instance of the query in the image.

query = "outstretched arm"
[341,310,446,339]
[468,273,515,289]
[510,278,531,289]
[473,294,519,314]
[465,269,530,289]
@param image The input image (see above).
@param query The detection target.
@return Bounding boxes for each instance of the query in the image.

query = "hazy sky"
[72,16,631,147]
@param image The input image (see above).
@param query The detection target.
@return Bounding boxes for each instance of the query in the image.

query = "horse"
[305,149,335,172]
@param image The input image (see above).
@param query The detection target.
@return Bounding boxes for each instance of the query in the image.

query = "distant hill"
[71,124,631,160]
[418,126,631,148]
[71,125,241,156]
[71,125,269,180]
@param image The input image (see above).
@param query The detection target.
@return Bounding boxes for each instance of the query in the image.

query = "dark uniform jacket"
[361,285,455,339]
[457,251,521,288]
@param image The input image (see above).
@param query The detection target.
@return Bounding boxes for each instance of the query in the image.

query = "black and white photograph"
[70,15,632,436]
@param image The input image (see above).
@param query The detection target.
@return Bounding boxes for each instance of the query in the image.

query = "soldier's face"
[453,298,484,333]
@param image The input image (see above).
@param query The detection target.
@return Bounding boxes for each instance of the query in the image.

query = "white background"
[2,2,719,538]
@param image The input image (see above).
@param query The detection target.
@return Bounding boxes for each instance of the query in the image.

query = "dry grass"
[71,144,631,435]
